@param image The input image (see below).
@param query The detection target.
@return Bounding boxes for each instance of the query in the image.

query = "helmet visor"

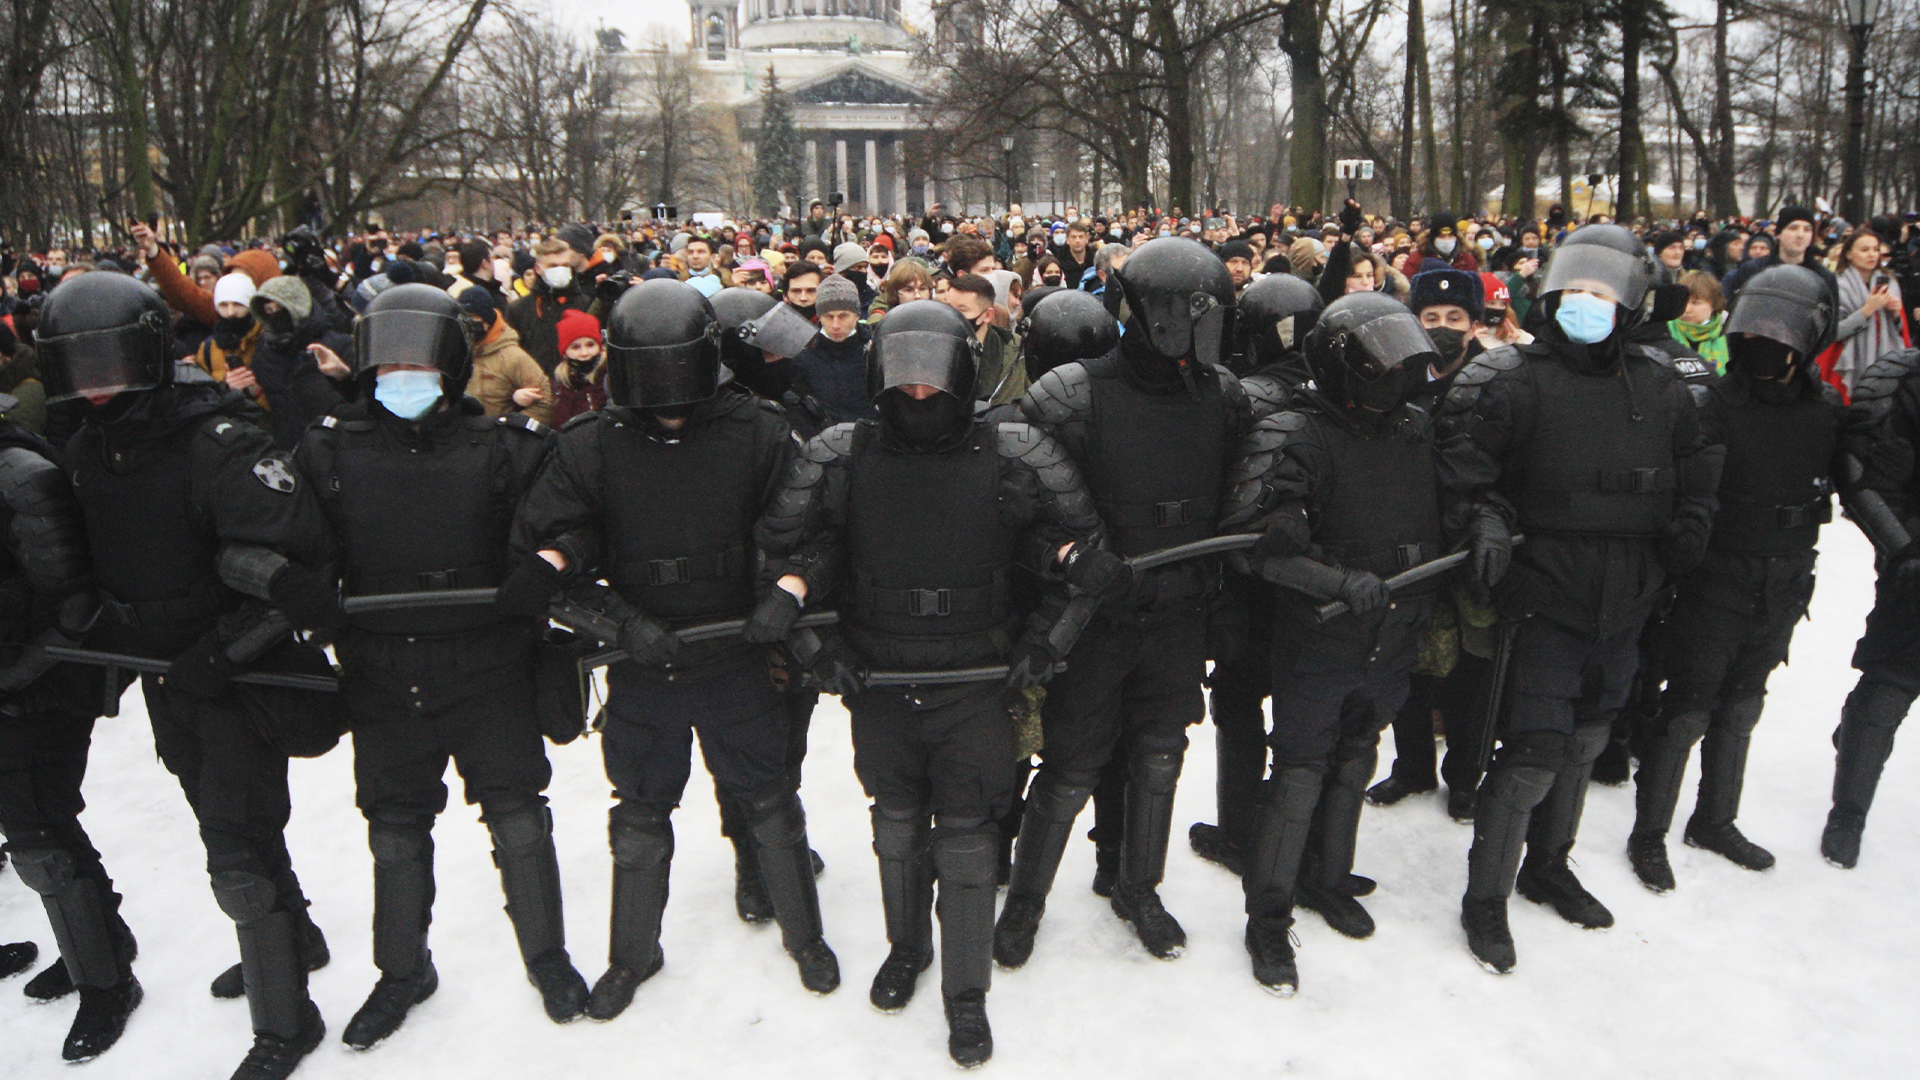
[745,303,819,359]
[1540,244,1651,308]
[1725,288,1826,357]
[353,308,471,376]
[605,338,720,409]
[871,331,976,399]
[37,322,167,402]
[1348,312,1441,378]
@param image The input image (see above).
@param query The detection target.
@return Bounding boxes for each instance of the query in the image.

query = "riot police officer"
[1436,224,1721,973]
[39,272,339,1080]
[996,237,1251,967]
[510,279,838,1018]
[752,299,1116,1067]
[291,283,583,1047]
[0,405,141,1061]
[1192,272,1323,876]
[1822,344,1920,868]
[1225,293,1450,993]
[1628,266,1843,891]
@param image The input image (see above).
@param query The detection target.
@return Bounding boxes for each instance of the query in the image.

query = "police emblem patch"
[253,456,297,493]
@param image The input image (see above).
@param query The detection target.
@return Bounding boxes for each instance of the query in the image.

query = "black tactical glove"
[1335,568,1391,615]
[268,564,345,631]
[742,587,803,644]
[807,641,866,697]
[1248,505,1312,559]
[1660,516,1710,575]
[1468,506,1513,589]
[166,632,243,699]
[496,554,565,620]
[1060,541,1134,601]
[619,613,682,667]
[1004,633,1059,689]
[1889,541,1920,597]
[595,269,633,306]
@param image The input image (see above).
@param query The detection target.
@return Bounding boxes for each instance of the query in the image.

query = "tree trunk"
[1150,0,1196,212]
[1708,0,1738,216]
[108,0,155,220]
[1496,7,1540,219]
[1617,0,1648,222]
[1397,0,1419,216]
[1282,2,1327,213]
[1413,0,1440,213]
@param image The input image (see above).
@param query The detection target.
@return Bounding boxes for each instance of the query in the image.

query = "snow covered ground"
[3,521,1917,1079]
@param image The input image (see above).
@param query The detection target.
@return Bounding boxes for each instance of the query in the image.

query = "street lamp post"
[1841,0,1879,224]
[1001,134,1016,215]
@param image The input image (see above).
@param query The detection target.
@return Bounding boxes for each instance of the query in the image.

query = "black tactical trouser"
[1267,598,1431,768]
[850,680,1016,1000]
[716,689,817,842]
[1201,638,1273,853]
[1037,607,1210,786]
[0,713,113,899]
[601,661,794,812]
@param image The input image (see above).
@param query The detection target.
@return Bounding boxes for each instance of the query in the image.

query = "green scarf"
[1670,313,1729,374]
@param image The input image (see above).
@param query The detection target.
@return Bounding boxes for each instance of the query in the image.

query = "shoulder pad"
[807,422,860,463]
[1819,382,1846,409]
[998,420,1078,490]
[1442,346,1526,416]
[1630,343,1678,372]
[560,410,602,432]
[496,413,551,438]
[1228,410,1312,486]
[1849,347,1920,424]
[750,395,787,418]
[1215,365,1250,404]
[1023,363,1093,426]
[1241,373,1293,420]
[0,445,65,513]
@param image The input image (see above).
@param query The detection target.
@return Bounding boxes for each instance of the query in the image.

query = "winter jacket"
[550,359,608,427]
[787,326,874,439]
[465,320,554,425]
[506,282,594,378]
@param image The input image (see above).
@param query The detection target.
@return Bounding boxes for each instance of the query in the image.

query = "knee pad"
[211,869,280,926]
[931,825,998,886]
[367,818,433,867]
[1129,750,1183,796]
[1851,678,1915,731]
[9,846,75,897]
[1570,721,1612,765]
[746,789,806,849]
[609,805,673,870]
[871,804,929,862]
[1027,773,1092,823]
[486,804,552,856]
[1714,697,1765,737]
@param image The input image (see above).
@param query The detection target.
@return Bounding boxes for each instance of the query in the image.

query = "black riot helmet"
[605,278,723,410]
[708,286,778,370]
[1303,292,1439,414]
[353,283,476,390]
[35,272,174,402]
[1108,236,1236,382]
[1019,289,1119,380]
[280,226,331,281]
[1540,222,1654,319]
[1724,264,1835,377]
[868,300,979,449]
[1234,273,1325,372]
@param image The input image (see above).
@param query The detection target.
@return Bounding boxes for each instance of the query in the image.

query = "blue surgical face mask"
[1554,292,1616,344]
[374,369,444,420]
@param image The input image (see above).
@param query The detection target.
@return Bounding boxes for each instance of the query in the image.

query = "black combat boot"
[1684,698,1774,871]
[1627,709,1710,893]
[993,773,1090,969]
[1462,734,1562,973]
[9,847,143,1061]
[1294,746,1377,940]
[343,821,438,1049]
[934,827,997,1067]
[589,805,671,1021]
[1514,722,1613,929]
[1824,678,1912,868]
[868,807,933,1012]
[747,789,838,994]
[212,870,324,1080]
[488,805,588,1021]
[1109,750,1186,959]
[1242,767,1322,995]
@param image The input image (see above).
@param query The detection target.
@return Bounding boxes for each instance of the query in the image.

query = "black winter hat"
[1775,205,1816,232]
[1218,240,1255,265]
[556,222,596,257]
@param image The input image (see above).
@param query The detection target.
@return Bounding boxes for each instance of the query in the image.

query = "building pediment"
[788,63,924,106]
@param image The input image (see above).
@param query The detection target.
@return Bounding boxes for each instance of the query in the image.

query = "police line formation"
[2,221,1916,1076]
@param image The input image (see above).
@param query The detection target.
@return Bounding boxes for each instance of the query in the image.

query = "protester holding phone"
[1827,228,1910,398]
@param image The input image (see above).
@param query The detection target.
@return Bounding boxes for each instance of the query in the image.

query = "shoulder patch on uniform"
[252,455,297,494]
[498,414,549,435]
[319,415,339,429]
[203,418,245,443]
